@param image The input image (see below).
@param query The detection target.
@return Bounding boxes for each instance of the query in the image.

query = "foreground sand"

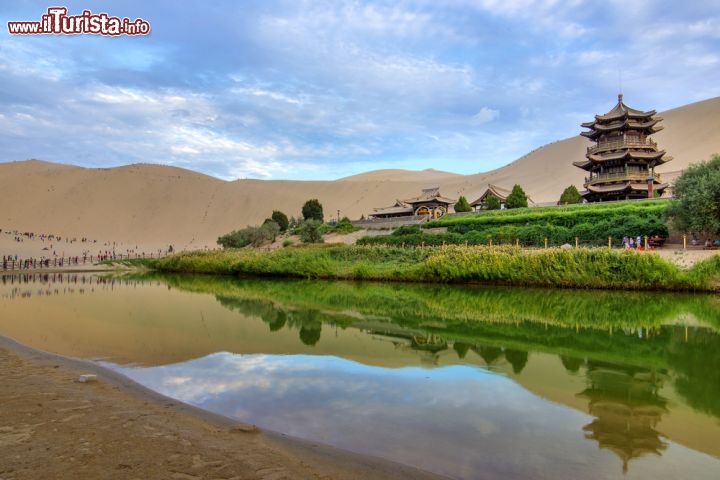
[0,337,445,480]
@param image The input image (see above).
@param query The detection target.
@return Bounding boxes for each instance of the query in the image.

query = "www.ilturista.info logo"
[7,7,150,36]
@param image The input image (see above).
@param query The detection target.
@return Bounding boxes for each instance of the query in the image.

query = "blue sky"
[1,1,718,180]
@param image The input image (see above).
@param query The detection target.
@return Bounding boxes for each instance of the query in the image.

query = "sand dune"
[1,96,718,255]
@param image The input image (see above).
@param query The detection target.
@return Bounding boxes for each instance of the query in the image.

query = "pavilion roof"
[372,200,413,216]
[469,184,535,206]
[403,187,456,205]
[469,184,512,205]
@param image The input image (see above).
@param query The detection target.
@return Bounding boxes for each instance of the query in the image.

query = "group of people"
[622,235,645,249]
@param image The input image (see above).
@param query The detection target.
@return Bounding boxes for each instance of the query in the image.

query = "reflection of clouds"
[109,353,720,480]
[164,376,192,386]
[110,353,584,478]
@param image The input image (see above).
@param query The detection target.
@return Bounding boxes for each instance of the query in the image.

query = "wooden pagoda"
[574,94,672,202]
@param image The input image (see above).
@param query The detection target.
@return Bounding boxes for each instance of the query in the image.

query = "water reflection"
[1,273,719,479]
[579,362,669,473]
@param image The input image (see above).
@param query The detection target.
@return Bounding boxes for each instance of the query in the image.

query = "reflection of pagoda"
[575,95,672,202]
[578,364,669,473]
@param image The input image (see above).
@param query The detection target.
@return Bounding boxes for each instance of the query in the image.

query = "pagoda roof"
[587,94,656,123]
[587,183,632,193]
[630,182,668,191]
[573,160,593,170]
[587,150,669,163]
[404,187,456,205]
[585,182,668,194]
[581,95,664,140]
[581,118,663,136]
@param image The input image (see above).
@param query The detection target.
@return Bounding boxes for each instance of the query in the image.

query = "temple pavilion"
[371,187,456,219]
[574,94,672,202]
[469,184,535,210]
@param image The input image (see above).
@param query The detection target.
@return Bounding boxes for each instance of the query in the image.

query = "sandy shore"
[0,336,445,480]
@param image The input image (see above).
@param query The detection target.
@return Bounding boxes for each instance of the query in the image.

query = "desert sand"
[1,97,719,254]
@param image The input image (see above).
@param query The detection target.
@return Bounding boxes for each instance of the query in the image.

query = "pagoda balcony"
[587,138,657,155]
[585,171,661,186]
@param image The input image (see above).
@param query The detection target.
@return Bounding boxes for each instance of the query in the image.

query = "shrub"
[217,221,280,248]
[454,196,472,213]
[302,199,324,222]
[333,217,358,234]
[485,195,501,210]
[505,184,528,209]
[559,185,582,205]
[299,219,324,243]
[271,210,290,232]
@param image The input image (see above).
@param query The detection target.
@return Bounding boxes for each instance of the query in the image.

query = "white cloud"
[473,107,499,124]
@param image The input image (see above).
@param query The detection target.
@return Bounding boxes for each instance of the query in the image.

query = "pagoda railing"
[587,138,657,155]
[585,171,662,186]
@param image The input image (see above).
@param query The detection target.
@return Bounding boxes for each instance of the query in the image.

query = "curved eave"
[573,160,593,170]
[587,150,667,162]
[587,183,631,193]
[627,119,661,129]
[406,198,456,206]
[630,182,669,191]
[594,99,656,121]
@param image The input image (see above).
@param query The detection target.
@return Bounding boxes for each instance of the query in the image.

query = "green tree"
[302,199,324,222]
[299,219,324,243]
[454,195,472,213]
[271,210,289,232]
[505,184,528,209]
[484,195,501,210]
[666,154,720,235]
[559,185,582,205]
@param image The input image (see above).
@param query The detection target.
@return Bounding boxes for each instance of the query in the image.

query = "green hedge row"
[358,200,670,247]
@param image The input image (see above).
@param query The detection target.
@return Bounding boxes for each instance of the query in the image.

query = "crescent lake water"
[1,272,719,479]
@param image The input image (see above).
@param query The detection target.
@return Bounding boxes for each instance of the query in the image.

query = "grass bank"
[151,244,720,292]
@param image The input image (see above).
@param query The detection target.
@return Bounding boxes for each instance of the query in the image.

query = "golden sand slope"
[1,97,718,252]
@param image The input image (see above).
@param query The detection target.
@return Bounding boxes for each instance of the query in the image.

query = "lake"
[1,272,719,479]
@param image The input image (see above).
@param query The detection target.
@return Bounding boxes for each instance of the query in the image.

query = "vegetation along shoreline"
[149,244,720,293]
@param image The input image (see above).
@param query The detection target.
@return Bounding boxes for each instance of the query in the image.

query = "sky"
[1,1,718,180]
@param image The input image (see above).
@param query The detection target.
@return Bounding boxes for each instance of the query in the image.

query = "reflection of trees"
[560,355,583,373]
[288,310,323,346]
[474,345,503,365]
[145,274,720,420]
[577,362,668,474]
[453,342,471,359]
[216,295,325,346]
[468,345,528,373]
[504,349,528,374]
[263,309,287,332]
[667,327,720,417]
